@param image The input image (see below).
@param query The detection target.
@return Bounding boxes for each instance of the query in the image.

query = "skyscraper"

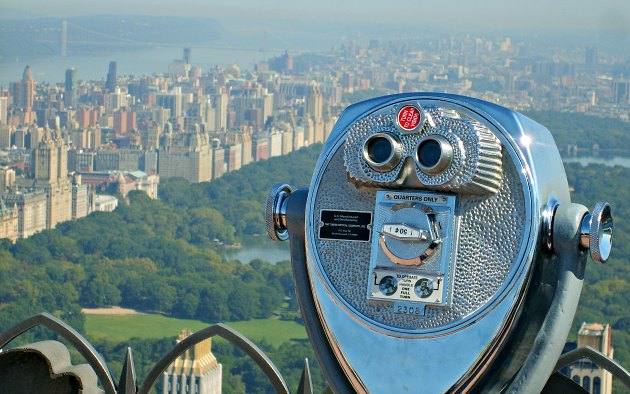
[305,83,323,121]
[183,48,191,65]
[0,97,8,125]
[612,80,630,105]
[11,66,36,110]
[106,61,117,92]
[64,68,78,108]
[213,91,228,132]
[33,131,72,229]
[585,46,598,66]
[162,329,222,394]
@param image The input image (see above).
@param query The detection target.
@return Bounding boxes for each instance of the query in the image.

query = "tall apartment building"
[303,116,314,146]
[91,126,102,150]
[0,96,8,125]
[159,131,213,183]
[68,150,95,172]
[0,167,16,195]
[0,124,11,149]
[252,137,268,162]
[226,143,242,172]
[231,93,273,129]
[612,80,630,105]
[72,128,92,150]
[118,148,144,172]
[33,132,72,229]
[94,150,120,171]
[105,61,117,92]
[162,329,222,394]
[268,132,282,158]
[569,323,614,394]
[239,132,252,166]
[142,122,162,149]
[3,190,47,239]
[113,109,137,134]
[305,83,323,121]
[64,68,78,109]
[293,126,305,151]
[281,128,294,155]
[71,183,90,220]
[213,92,228,132]
[0,198,18,243]
[211,145,224,180]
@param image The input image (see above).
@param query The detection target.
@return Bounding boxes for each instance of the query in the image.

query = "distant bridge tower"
[61,20,68,57]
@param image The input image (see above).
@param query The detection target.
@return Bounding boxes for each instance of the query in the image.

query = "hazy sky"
[3,0,630,34]
[2,0,629,55]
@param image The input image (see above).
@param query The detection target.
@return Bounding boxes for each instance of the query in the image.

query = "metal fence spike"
[297,358,313,394]
[118,347,137,394]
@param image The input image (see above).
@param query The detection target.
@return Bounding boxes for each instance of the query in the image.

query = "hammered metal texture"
[343,106,406,186]
[311,146,526,331]
[343,103,503,194]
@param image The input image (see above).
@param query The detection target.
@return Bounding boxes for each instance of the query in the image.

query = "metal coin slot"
[362,133,402,172]
[378,202,441,266]
[415,135,454,175]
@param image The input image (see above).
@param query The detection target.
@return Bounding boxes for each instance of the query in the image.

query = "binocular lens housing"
[362,133,402,172]
[416,135,454,175]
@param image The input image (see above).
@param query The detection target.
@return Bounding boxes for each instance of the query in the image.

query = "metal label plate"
[319,210,372,242]
[370,270,444,304]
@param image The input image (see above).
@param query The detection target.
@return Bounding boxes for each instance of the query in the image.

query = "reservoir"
[223,235,290,264]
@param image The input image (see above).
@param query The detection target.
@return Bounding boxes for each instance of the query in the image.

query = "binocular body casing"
[300,93,579,393]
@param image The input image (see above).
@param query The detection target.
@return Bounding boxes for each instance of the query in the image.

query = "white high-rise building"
[0,97,8,125]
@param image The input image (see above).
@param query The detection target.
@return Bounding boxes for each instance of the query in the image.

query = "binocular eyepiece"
[266,93,613,393]
[362,132,454,176]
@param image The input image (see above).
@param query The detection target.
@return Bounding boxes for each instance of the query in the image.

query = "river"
[0,46,279,86]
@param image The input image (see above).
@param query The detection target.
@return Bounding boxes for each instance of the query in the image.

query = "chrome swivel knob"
[580,202,613,263]
[266,183,294,241]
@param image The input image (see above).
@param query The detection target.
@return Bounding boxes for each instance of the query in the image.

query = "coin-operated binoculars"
[266,93,613,393]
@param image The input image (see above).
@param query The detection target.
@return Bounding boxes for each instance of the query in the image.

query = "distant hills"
[0,15,222,60]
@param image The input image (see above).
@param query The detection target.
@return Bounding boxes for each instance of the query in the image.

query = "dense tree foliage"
[159,144,323,237]
[0,146,323,333]
[526,111,630,153]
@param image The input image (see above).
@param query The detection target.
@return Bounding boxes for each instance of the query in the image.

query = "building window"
[572,375,580,384]
[583,376,591,392]
[593,377,601,394]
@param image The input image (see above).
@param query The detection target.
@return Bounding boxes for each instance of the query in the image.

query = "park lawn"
[84,313,307,348]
